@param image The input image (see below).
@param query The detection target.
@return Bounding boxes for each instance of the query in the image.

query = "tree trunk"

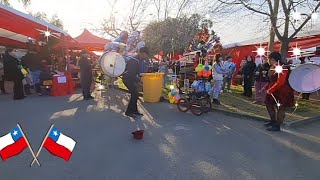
[268,0,280,52]
[280,39,289,62]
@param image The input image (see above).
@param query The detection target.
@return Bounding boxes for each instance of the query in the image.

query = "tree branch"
[266,0,283,40]
[237,0,271,16]
[289,2,320,39]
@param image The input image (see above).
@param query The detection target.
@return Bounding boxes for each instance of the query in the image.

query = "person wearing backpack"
[261,52,294,131]
[122,47,150,118]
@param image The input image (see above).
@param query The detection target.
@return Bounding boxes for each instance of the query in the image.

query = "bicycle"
[177,91,212,116]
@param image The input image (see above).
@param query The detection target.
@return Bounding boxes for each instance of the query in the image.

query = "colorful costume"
[264,66,294,107]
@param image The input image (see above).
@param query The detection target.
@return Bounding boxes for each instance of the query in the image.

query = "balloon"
[174,94,180,101]
[205,66,210,71]
[169,98,175,104]
[208,65,212,70]
[202,70,208,77]
[171,90,176,96]
[195,67,201,72]
[208,70,212,75]
[199,66,205,71]
[197,71,203,77]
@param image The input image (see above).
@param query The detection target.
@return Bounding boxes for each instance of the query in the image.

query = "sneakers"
[220,90,224,93]
[228,90,232,93]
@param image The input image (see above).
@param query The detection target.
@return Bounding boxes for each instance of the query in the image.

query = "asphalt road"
[0,89,320,180]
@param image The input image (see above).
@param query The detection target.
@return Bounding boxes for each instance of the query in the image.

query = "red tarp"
[220,34,320,81]
[0,4,82,50]
[222,34,320,66]
[74,29,110,51]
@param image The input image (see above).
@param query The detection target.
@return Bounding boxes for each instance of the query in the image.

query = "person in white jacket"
[221,56,236,93]
[208,54,229,104]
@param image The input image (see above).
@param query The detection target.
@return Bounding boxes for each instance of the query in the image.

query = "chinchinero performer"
[122,47,150,118]
[262,52,294,131]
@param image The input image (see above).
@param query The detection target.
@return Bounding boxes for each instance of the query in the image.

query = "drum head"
[289,63,320,93]
[99,52,126,77]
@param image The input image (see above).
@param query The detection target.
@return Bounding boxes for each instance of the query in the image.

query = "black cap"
[139,47,150,55]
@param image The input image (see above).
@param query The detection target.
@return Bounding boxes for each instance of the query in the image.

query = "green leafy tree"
[29,12,64,29]
[142,14,203,56]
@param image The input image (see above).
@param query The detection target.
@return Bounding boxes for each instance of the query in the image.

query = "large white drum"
[288,63,320,93]
[99,51,126,77]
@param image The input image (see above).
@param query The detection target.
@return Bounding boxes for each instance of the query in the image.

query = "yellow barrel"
[142,73,164,103]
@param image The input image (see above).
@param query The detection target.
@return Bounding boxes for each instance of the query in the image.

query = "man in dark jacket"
[122,47,150,118]
[79,51,94,100]
[242,56,256,97]
[3,48,25,100]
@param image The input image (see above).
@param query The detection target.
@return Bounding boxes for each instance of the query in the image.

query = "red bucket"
[132,130,144,140]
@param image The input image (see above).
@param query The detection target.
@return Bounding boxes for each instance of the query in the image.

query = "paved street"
[1,89,320,180]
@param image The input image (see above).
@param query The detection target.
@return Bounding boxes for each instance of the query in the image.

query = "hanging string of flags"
[0,124,76,167]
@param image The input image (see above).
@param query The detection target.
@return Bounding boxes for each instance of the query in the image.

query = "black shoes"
[125,111,143,118]
[83,95,94,100]
[13,96,25,100]
[125,112,136,118]
[212,99,220,105]
[266,125,280,131]
[264,121,275,127]
[133,111,143,116]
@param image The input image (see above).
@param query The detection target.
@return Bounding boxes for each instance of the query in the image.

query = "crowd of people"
[0,47,97,100]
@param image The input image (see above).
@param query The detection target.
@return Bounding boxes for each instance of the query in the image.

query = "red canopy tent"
[74,29,110,51]
[0,3,80,50]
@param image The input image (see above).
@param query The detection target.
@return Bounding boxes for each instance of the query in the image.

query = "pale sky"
[8,0,320,45]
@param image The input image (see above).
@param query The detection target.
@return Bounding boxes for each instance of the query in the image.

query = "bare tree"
[152,0,193,20]
[1,0,31,7]
[217,0,320,58]
[99,0,151,38]
[153,0,161,21]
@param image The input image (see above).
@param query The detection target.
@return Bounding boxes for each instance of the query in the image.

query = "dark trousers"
[123,79,139,114]
[0,76,5,93]
[35,83,41,93]
[82,86,91,98]
[24,84,31,95]
[243,76,253,97]
[302,93,310,100]
[13,79,24,99]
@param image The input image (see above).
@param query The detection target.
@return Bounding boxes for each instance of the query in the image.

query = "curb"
[111,87,320,127]
[283,116,320,128]
[210,108,269,122]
